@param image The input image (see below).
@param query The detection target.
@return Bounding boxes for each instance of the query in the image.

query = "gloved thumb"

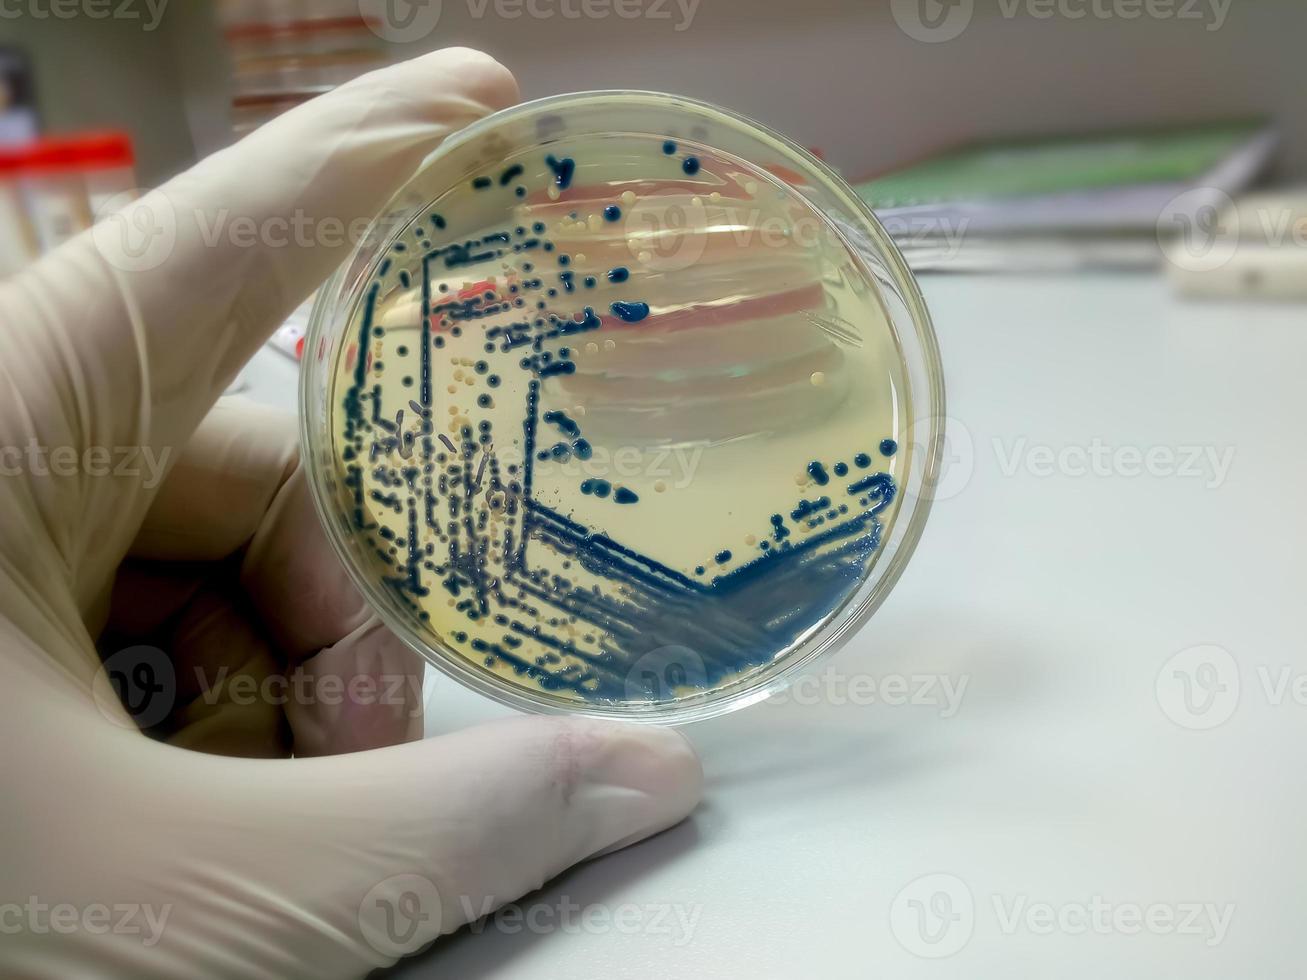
[5,673,702,978]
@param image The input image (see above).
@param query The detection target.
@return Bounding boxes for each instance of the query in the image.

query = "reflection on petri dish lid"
[302,92,945,723]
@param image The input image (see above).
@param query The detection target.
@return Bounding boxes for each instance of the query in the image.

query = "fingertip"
[608,722,704,815]
[554,718,703,858]
[426,47,521,111]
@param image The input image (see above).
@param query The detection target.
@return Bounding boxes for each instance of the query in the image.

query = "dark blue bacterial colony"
[332,140,902,705]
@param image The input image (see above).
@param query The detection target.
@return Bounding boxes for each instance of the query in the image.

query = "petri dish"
[301,91,945,723]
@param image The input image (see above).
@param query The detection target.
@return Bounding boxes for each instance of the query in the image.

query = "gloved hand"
[0,48,701,979]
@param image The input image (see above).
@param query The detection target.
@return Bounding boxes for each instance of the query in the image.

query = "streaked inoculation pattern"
[328,132,908,707]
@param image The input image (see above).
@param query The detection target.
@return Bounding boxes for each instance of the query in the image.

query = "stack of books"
[853,120,1278,272]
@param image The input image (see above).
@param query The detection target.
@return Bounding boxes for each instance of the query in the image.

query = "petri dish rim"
[301,89,946,725]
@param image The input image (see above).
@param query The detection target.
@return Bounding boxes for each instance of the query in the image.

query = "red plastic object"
[0,132,135,177]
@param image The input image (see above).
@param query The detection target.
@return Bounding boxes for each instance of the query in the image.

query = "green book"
[855,120,1276,234]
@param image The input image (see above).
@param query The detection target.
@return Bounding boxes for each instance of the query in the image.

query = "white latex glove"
[0,49,701,978]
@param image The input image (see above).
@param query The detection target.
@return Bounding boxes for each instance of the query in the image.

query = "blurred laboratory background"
[7,7,1307,978]
[3,0,1305,288]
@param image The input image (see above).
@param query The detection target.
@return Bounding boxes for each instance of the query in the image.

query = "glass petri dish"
[301,91,945,724]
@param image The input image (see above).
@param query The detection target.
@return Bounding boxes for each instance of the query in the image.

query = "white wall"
[6,0,1303,185]
[385,0,1305,183]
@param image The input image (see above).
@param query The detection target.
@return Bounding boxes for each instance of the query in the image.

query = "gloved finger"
[128,400,426,754]
[6,673,702,978]
[280,617,425,757]
[0,49,519,612]
[105,559,293,758]
[127,400,299,565]
[129,400,360,660]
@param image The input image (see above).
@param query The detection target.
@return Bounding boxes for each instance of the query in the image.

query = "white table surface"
[241,272,1307,979]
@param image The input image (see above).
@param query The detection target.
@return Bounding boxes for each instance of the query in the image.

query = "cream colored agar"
[330,133,909,706]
